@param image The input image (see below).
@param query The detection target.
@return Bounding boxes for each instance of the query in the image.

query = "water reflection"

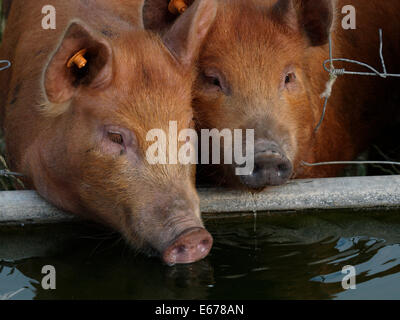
[1,211,400,299]
[0,263,37,300]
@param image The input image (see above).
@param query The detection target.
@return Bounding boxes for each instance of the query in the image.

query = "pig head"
[1,0,217,264]
[145,0,400,190]
[144,0,335,189]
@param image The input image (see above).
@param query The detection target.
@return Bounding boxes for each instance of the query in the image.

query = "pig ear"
[143,0,177,32]
[273,0,335,46]
[142,0,196,31]
[162,0,217,68]
[44,21,113,104]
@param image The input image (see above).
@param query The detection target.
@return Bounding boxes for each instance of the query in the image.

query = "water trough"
[1,175,400,226]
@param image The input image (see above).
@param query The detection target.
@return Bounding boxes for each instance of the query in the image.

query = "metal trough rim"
[1,175,400,226]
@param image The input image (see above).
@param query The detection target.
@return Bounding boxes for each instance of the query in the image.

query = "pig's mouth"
[162,227,213,266]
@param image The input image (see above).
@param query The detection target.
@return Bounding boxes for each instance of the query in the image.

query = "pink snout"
[163,228,213,265]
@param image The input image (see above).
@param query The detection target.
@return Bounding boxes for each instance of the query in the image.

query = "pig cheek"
[284,133,298,164]
[281,91,311,162]
[279,114,300,164]
[119,206,166,254]
[194,89,226,127]
[78,153,130,225]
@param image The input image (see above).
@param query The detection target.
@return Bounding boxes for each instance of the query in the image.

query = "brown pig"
[144,0,400,189]
[0,0,217,264]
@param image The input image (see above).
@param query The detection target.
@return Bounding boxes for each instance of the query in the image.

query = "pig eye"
[204,74,222,90]
[206,75,221,88]
[101,125,136,156]
[202,68,230,95]
[285,72,296,84]
[108,132,124,145]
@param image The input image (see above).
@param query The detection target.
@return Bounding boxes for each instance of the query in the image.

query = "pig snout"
[126,195,213,266]
[240,139,293,189]
[163,227,213,265]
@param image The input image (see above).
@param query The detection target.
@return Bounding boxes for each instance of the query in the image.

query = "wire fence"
[0,59,10,71]
[316,29,400,132]
[304,29,400,170]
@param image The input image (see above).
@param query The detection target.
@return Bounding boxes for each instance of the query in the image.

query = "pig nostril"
[278,163,288,172]
[199,239,210,252]
[239,153,293,189]
[175,245,187,255]
[163,228,213,265]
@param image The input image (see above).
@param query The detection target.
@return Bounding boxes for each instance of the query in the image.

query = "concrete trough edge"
[1,175,400,226]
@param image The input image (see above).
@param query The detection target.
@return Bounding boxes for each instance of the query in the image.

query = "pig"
[0,0,217,265]
[144,0,400,189]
